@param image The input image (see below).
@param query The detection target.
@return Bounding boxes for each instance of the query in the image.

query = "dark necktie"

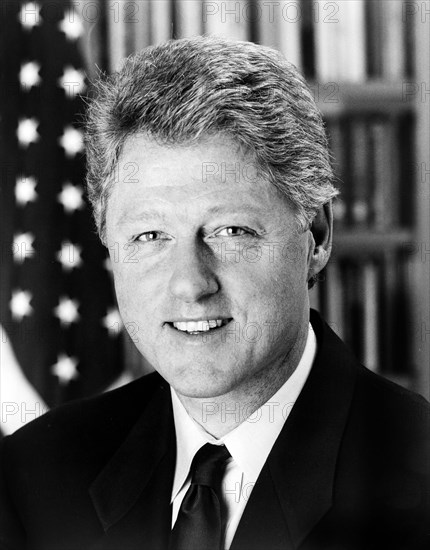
[170,443,231,550]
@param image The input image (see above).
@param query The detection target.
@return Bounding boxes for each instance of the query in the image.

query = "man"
[0,36,428,550]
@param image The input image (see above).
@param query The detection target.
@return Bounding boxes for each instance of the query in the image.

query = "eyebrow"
[204,205,263,217]
[116,203,264,228]
[116,208,168,228]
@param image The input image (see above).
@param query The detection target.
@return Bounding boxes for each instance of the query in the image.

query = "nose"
[168,238,219,303]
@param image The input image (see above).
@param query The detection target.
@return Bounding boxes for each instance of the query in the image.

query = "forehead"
[116,133,255,182]
[106,134,293,225]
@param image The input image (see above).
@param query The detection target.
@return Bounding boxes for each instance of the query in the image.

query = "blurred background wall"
[1,0,429,435]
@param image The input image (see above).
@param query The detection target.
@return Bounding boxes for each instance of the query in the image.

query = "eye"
[134,231,168,242]
[216,226,254,237]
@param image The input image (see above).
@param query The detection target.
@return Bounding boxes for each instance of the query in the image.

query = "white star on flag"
[57,182,84,213]
[17,118,40,147]
[54,297,80,326]
[10,290,33,321]
[58,9,84,40]
[15,176,38,206]
[51,354,79,385]
[19,61,41,89]
[56,241,82,271]
[102,308,123,337]
[19,2,41,30]
[13,232,35,264]
[58,126,84,157]
[58,66,86,98]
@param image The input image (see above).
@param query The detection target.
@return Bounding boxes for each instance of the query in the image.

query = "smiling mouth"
[167,319,232,335]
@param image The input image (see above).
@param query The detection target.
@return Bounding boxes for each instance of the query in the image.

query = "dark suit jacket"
[1,311,429,550]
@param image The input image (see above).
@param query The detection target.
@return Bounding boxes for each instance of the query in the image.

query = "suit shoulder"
[2,371,166,459]
[312,309,429,427]
[356,364,429,419]
[351,365,429,472]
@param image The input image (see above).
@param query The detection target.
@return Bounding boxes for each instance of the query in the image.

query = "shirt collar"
[170,322,317,502]
[170,388,219,503]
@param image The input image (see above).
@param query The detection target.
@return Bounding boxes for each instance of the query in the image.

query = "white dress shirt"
[170,322,317,549]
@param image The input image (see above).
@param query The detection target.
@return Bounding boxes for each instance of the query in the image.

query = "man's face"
[105,135,313,400]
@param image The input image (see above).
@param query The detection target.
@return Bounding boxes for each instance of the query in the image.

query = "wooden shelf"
[314,81,416,117]
[331,229,413,257]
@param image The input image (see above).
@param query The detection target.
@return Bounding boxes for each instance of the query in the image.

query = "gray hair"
[85,35,338,244]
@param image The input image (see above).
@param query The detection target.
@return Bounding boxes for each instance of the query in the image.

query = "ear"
[307,201,333,284]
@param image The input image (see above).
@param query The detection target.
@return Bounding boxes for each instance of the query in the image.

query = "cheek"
[243,258,307,326]
[247,249,307,296]
[111,272,136,323]
[110,265,150,318]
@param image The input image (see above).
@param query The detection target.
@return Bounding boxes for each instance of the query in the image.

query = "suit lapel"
[229,465,294,550]
[89,379,175,549]
[231,311,358,550]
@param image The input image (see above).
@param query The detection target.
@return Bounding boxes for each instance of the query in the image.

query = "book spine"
[131,0,151,52]
[362,260,379,372]
[339,0,366,82]
[326,118,347,228]
[106,0,128,72]
[256,0,277,49]
[300,0,316,78]
[371,116,399,230]
[368,119,388,229]
[365,0,383,78]
[350,118,370,227]
[278,0,302,70]
[381,0,406,80]
[346,261,363,358]
[381,250,396,374]
[176,0,203,37]
[314,0,339,81]
[150,0,172,45]
[203,0,249,40]
[315,0,366,82]
[256,0,302,70]
[342,118,354,228]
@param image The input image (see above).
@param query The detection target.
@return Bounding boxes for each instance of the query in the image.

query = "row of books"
[325,114,414,230]
[75,0,415,80]
[312,0,413,82]
[261,0,413,81]
[309,255,413,383]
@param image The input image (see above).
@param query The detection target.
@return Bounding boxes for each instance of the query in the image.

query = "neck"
[176,321,309,438]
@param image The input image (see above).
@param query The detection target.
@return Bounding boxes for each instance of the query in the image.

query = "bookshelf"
[410,3,430,399]
[314,81,416,114]
[306,1,429,397]
[79,0,429,397]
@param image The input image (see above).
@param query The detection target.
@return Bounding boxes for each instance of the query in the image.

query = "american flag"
[0,0,124,431]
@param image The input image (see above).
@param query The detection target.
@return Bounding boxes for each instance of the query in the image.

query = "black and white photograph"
[0,1,429,548]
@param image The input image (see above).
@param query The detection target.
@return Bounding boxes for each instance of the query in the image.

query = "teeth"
[173,320,225,333]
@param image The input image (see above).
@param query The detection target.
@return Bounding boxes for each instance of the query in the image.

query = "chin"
[175,386,231,400]
[168,371,238,400]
